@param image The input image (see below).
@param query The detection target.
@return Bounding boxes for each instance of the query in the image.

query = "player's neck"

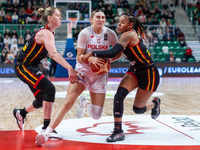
[92,26,103,34]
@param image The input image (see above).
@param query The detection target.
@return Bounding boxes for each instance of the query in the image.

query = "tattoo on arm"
[119,32,132,48]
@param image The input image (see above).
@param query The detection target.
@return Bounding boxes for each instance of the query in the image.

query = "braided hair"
[121,12,147,41]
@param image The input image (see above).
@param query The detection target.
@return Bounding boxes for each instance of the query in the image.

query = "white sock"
[45,126,53,136]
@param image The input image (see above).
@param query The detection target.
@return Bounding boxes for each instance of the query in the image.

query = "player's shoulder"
[79,26,90,35]
[103,26,117,35]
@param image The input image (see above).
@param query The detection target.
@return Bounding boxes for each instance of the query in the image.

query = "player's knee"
[133,105,146,114]
[87,104,103,120]
[33,100,43,108]
[44,85,56,103]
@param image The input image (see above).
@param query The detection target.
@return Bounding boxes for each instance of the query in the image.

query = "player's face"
[118,15,132,34]
[51,9,62,27]
[91,12,105,28]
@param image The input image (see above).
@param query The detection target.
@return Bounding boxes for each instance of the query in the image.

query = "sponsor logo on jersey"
[88,44,108,49]
[104,33,108,41]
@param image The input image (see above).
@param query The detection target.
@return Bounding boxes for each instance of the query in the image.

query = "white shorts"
[76,67,108,93]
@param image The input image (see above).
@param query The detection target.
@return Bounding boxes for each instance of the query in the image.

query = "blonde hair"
[91,9,104,19]
[38,6,57,24]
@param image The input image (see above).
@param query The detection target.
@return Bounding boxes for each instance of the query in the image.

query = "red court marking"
[0,130,199,150]
[156,119,194,139]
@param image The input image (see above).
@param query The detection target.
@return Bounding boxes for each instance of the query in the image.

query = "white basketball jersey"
[76,26,118,70]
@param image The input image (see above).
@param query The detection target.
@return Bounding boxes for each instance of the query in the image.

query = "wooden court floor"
[0,77,200,131]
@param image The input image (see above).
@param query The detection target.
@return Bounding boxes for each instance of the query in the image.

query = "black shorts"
[14,62,45,96]
[126,65,160,92]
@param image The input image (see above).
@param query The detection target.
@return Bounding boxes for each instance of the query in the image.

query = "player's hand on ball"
[89,57,106,68]
[82,52,92,64]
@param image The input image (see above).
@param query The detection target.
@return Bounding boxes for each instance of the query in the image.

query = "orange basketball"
[91,59,111,75]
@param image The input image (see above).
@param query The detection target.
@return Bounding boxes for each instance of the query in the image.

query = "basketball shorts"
[14,62,46,95]
[76,67,108,93]
[126,65,160,92]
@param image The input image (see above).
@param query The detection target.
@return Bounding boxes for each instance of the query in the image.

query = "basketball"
[91,59,111,75]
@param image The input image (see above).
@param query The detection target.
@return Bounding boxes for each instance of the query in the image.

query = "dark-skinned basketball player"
[84,12,161,142]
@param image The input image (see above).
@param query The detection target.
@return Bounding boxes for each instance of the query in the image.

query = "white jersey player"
[35,9,122,146]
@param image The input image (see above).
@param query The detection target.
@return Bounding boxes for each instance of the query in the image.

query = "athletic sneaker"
[106,129,125,142]
[151,97,161,119]
[13,108,26,130]
[76,95,88,119]
[35,133,49,146]
[40,127,62,140]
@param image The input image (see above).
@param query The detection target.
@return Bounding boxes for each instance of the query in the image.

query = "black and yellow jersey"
[17,25,51,65]
[123,38,154,69]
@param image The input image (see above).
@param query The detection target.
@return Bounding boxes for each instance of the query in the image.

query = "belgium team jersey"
[17,25,50,65]
[123,39,154,69]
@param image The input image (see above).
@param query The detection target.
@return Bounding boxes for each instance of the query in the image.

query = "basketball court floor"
[0,77,200,150]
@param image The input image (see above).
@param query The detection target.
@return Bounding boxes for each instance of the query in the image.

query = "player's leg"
[107,73,138,142]
[36,83,85,146]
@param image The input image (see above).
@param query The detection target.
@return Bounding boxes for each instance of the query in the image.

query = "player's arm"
[40,30,79,83]
[91,31,133,58]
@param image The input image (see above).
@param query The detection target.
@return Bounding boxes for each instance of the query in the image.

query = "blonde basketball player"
[35,9,122,146]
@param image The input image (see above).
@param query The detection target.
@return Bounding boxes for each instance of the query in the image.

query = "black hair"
[121,12,147,40]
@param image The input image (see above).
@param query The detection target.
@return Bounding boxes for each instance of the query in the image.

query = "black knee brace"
[33,91,44,108]
[114,87,129,118]
[37,77,55,103]
[133,105,146,114]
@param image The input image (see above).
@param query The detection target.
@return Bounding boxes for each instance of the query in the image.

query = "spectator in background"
[25,34,30,43]
[44,0,50,8]
[13,1,19,14]
[18,35,25,47]
[42,57,51,76]
[12,12,18,24]
[152,28,160,43]
[164,28,173,41]
[137,7,143,16]
[0,8,5,20]
[123,0,130,9]
[161,9,168,20]
[32,0,38,10]
[24,28,31,38]
[143,6,150,19]
[4,29,11,38]
[105,6,114,19]
[158,30,164,41]
[174,24,180,37]
[18,7,26,19]
[5,0,13,13]
[10,35,17,46]
[4,35,11,46]
[73,28,79,41]
[154,3,161,15]
[80,3,88,14]
[167,51,175,62]
[11,37,18,50]
[146,28,153,44]
[159,17,166,27]
[12,29,18,39]
[166,8,173,19]
[1,48,7,63]
[151,17,159,29]
[11,46,18,58]
[4,49,15,64]
[138,12,146,24]
[4,13,12,24]
[0,33,3,48]
[25,6,33,18]
[116,0,123,8]
[177,30,186,46]
[183,46,196,62]
[38,1,44,8]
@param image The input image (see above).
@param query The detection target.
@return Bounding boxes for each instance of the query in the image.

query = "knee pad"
[33,91,44,108]
[37,77,55,103]
[43,85,55,103]
[33,100,43,108]
[114,87,129,118]
[87,104,103,120]
[133,105,146,114]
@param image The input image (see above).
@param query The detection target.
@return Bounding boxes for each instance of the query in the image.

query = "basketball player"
[35,9,121,146]
[84,12,161,142]
[13,7,79,133]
